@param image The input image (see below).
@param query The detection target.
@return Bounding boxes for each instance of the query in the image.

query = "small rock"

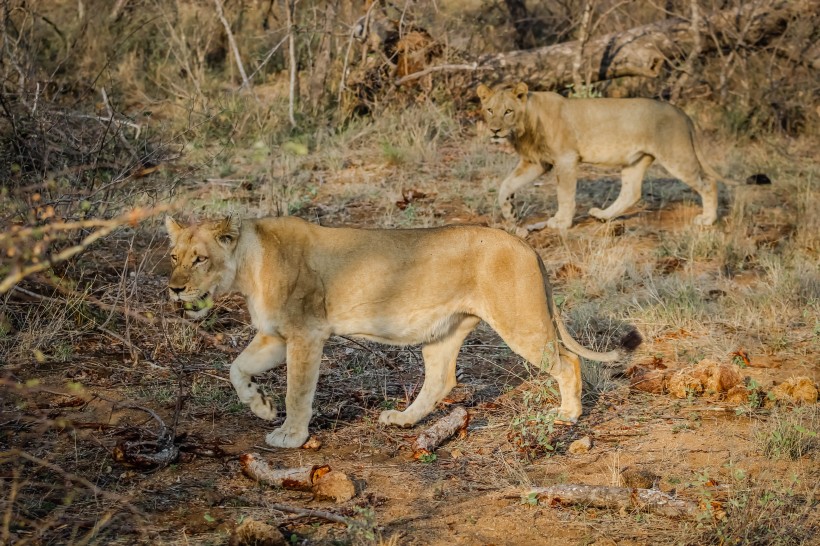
[301,436,322,450]
[229,518,286,546]
[312,470,356,502]
[568,436,592,455]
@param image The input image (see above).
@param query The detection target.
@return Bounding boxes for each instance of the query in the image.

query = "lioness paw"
[266,426,309,448]
[588,207,609,221]
[378,409,416,428]
[500,201,516,221]
[249,397,277,421]
[546,216,572,230]
[692,213,717,226]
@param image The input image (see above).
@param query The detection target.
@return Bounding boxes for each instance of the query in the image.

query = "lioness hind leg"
[552,351,583,424]
[590,155,653,221]
[380,315,480,428]
[661,158,718,226]
[230,333,286,421]
[546,156,578,229]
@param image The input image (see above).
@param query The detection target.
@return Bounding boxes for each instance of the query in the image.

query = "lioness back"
[251,217,548,344]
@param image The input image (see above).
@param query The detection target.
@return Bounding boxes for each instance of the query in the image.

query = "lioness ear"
[476,83,492,103]
[212,215,241,248]
[513,82,529,102]
[165,216,184,247]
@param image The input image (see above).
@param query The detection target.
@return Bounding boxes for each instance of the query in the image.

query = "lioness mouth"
[176,292,214,317]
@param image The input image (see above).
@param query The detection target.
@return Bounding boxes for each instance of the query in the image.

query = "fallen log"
[356,0,816,93]
[240,453,356,502]
[413,405,469,458]
[518,484,700,519]
[240,453,330,491]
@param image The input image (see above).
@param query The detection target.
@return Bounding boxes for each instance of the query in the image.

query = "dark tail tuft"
[620,328,643,353]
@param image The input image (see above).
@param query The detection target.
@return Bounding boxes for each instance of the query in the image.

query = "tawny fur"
[165,216,640,448]
[477,82,720,229]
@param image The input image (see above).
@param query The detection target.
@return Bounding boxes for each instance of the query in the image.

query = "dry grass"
[1,1,819,544]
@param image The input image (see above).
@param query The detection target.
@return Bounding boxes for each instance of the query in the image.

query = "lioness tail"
[537,255,642,362]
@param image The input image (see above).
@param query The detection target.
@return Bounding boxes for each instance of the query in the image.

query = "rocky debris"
[312,470,356,503]
[765,376,818,407]
[568,436,592,455]
[620,468,660,489]
[229,518,286,546]
[668,359,744,399]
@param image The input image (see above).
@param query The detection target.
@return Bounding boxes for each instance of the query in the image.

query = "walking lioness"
[477,82,720,229]
[165,216,641,448]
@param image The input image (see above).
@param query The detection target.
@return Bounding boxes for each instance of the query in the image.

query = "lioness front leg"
[498,160,545,221]
[230,333,286,420]
[380,316,479,427]
[546,156,578,229]
[266,337,324,448]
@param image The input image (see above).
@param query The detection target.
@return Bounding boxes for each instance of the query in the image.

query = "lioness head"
[164,216,241,319]
[476,82,529,143]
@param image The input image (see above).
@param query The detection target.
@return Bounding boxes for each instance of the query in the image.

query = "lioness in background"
[477,82,721,229]
[165,216,641,448]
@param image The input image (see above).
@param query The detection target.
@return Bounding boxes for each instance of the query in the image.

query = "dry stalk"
[286,0,298,127]
[572,0,595,91]
[212,0,251,90]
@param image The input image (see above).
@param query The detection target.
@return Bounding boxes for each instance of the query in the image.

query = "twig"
[212,0,251,90]
[6,450,145,520]
[515,484,700,518]
[247,35,289,82]
[394,63,488,85]
[268,503,350,526]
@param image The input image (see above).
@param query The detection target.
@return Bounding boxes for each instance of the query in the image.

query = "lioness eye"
[194,256,209,264]
[171,255,178,262]
[504,109,513,115]
[487,108,493,115]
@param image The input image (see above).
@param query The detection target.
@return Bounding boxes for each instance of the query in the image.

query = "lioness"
[165,216,640,448]
[477,82,720,229]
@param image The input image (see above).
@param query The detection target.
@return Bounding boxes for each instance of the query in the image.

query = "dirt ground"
[2,129,819,546]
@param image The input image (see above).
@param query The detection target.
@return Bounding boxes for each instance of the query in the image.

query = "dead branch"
[240,453,331,491]
[240,453,356,502]
[413,405,469,457]
[0,203,173,295]
[519,484,700,518]
[111,403,179,470]
[393,0,815,92]
[268,504,350,525]
[212,0,251,90]
[286,0,298,127]
[394,63,488,85]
